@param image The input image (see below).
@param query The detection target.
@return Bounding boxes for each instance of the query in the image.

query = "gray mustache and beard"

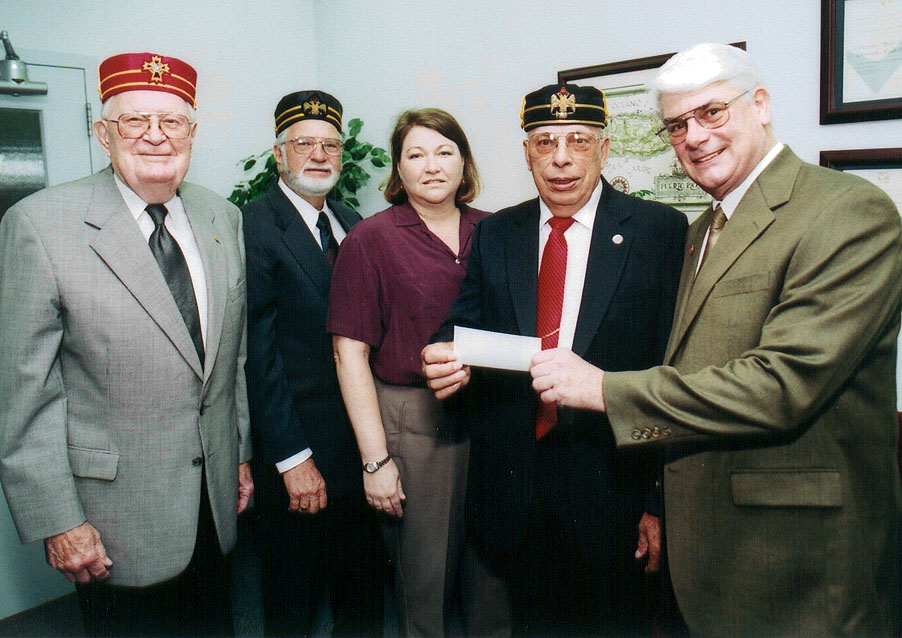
[281,157,340,196]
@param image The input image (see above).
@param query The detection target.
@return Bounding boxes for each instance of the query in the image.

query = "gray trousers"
[375,379,468,638]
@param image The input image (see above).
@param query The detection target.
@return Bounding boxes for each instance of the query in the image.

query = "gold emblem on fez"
[142,56,170,84]
[550,87,576,119]
[303,97,328,115]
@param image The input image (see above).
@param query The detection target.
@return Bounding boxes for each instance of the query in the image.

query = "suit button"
[192,456,204,467]
[631,429,641,440]
[199,404,209,415]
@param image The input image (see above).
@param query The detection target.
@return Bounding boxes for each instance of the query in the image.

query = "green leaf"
[243,158,256,171]
[348,118,363,137]
[371,158,386,168]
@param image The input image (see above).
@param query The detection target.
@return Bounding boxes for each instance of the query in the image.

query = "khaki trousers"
[375,379,468,638]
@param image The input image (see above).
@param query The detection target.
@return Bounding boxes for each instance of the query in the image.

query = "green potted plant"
[228,118,389,210]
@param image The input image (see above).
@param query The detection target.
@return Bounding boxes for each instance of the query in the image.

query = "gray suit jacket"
[0,167,251,586]
[604,147,902,636]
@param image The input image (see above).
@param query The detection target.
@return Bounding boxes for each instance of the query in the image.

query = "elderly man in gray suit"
[0,52,253,637]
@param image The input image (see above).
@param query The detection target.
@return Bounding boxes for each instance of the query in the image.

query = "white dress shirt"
[537,180,603,351]
[113,174,208,345]
[278,178,347,246]
[274,178,348,473]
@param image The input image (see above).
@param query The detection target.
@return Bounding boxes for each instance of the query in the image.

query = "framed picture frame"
[819,146,902,211]
[558,43,745,220]
[820,0,902,124]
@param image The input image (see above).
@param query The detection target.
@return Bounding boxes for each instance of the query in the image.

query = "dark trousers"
[255,463,385,637]
[502,437,649,638]
[76,479,234,637]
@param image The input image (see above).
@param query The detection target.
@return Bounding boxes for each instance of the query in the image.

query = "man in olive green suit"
[529,43,901,636]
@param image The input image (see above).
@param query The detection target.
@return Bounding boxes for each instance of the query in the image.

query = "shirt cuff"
[275,448,313,473]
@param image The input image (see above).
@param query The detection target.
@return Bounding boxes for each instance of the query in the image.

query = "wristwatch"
[363,454,392,473]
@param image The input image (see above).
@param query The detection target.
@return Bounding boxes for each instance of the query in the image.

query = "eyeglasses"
[104,113,194,139]
[526,131,601,157]
[655,91,749,143]
[283,136,344,157]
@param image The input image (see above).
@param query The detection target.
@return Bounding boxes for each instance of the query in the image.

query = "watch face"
[365,462,377,473]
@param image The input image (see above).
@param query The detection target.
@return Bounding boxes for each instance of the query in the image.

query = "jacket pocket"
[711,272,770,298]
[730,468,842,507]
[68,446,120,481]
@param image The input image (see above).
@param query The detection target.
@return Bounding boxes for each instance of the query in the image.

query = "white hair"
[649,43,764,111]
[100,93,196,120]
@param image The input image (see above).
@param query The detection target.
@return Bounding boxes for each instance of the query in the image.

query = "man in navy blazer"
[424,83,687,637]
[243,90,383,637]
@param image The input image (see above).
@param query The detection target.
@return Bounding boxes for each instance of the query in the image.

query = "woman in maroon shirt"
[328,108,487,637]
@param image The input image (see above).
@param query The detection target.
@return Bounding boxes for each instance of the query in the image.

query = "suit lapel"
[666,148,800,362]
[665,212,710,362]
[572,184,634,357]
[270,187,331,298]
[328,198,361,234]
[508,200,540,337]
[182,187,224,384]
[86,169,203,378]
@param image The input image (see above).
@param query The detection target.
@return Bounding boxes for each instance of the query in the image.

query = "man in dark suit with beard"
[243,90,384,637]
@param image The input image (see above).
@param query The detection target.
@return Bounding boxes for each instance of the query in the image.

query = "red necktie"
[535,216,575,439]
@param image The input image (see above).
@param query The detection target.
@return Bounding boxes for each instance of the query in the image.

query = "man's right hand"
[283,457,328,514]
[422,342,471,399]
[44,521,112,584]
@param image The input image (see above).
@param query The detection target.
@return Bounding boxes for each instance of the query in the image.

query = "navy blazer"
[243,184,363,497]
[437,180,687,562]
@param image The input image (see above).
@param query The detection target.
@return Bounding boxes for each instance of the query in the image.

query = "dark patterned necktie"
[316,211,339,267]
[535,216,575,439]
[145,204,204,367]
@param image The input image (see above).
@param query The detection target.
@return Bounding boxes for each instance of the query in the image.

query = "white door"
[0,58,96,620]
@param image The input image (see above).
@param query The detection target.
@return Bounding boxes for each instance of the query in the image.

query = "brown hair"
[382,108,481,206]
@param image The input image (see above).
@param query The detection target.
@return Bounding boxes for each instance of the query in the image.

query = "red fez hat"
[98,53,197,108]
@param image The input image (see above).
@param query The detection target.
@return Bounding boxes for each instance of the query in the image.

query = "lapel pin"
[688,244,696,255]
[612,234,624,245]
[213,235,221,243]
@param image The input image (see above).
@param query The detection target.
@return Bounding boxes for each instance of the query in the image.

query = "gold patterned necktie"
[698,204,727,275]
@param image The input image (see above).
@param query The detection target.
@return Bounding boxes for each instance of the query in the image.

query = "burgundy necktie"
[535,216,575,440]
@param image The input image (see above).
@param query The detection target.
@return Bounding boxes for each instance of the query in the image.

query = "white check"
[453,326,541,372]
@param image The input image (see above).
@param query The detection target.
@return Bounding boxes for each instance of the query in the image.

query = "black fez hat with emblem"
[274,90,343,135]
[520,83,609,131]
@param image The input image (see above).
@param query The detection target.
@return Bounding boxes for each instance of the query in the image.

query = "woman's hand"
[363,459,406,518]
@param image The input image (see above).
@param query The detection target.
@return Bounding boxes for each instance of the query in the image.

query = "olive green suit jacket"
[605,147,902,636]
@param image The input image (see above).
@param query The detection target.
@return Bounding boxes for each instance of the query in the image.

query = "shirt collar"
[392,200,479,227]
[113,173,179,220]
[715,142,784,219]
[539,179,603,231]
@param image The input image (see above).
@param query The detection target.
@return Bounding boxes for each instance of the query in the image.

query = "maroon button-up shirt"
[327,201,489,386]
